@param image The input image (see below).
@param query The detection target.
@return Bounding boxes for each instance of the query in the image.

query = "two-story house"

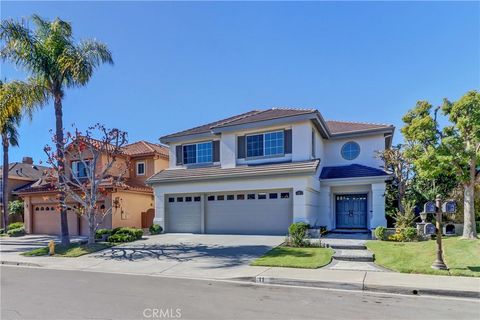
[17,141,169,236]
[0,157,49,224]
[147,108,394,235]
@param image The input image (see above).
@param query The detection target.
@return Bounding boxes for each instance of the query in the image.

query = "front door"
[336,194,367,229]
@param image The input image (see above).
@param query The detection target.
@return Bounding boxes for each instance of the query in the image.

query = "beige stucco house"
[17,141,169,236]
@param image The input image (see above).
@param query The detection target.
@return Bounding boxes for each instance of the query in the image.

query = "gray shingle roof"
[326,120,393,135]
[160,108,394,141]
[161,108,317,140]
[320,164,389,180]
[147,160,320,184]
[0,162,49,181]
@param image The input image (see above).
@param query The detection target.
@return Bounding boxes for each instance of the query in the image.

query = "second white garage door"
[205,190,293,235]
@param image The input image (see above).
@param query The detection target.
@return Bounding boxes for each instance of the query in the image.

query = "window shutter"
[237,136,246,159]
[213,140,220,162]
[284,129,292,154]
[175,145,183,165]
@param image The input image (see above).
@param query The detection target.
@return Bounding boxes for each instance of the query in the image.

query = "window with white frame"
[183,141,213,164]
[71,161,90,178]
[136,161,145,175]
[246,131,284,158]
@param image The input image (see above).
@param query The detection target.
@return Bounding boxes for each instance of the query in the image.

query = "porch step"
[330,229,371,235]
[328,243,367,250]
[332,249,374,262]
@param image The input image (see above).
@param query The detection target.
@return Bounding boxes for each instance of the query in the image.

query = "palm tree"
[0,80,46,230]
[1,15,113,245]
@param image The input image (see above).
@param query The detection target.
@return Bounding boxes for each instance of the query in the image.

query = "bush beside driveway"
[366,237,480,277]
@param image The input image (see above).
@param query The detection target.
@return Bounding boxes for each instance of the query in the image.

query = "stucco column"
[220,133,236,169]
[318,186,332,230]
[23,197,33,233]
[371,182,387,228]
[153,189,166,231]
[293,189,308,223]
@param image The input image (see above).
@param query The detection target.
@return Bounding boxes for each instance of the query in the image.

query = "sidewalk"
[253,267,480,298]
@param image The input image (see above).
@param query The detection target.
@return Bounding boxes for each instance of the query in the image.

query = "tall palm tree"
[1,15,113,245]
[0,80,46,230]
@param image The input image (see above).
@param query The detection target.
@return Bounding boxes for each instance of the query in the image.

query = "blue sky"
[1,1,479,164]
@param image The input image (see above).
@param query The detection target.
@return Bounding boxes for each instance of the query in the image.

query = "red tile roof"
[123,141,169,158]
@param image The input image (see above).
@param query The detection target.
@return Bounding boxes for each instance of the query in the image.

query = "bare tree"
[45,124,128,244]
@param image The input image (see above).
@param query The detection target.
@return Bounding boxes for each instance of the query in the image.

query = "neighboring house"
[0,157,49,222]
[147,108,394,235]
[16,141,169,236]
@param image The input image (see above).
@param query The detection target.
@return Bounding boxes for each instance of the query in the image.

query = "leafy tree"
[8,199,24,217]
[1,15,113,245]
[402,91,479,239]
[0,80,46,230]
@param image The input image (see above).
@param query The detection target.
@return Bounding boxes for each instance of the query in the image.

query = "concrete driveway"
[83,233,284,278]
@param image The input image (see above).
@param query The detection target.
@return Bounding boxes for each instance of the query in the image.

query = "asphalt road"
[1,266,478,320]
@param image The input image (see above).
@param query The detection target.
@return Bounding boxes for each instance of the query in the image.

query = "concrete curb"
[253,276,480,299]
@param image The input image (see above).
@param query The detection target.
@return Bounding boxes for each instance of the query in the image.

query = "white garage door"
[166,195,202,233]
[205,190,293,235]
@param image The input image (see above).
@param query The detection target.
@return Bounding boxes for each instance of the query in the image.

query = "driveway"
[1,233,284,279]
[83,234,284,278]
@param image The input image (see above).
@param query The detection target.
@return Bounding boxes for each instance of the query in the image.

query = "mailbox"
[424,201,437,214]
[442,201,456,214]
[424,223,436,235]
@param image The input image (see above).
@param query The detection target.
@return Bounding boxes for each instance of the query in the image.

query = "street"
[1,266,478,320]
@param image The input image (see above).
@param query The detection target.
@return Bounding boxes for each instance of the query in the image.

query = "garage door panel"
[206,190,292,235]
[166,195,201,233]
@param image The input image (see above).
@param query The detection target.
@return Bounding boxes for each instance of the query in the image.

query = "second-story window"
[136,161,145,175]
[183,141,213,164]
[246,131,284,158]
[71,161,90,178]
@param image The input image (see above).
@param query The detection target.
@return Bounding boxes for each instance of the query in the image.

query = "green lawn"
[251,246,334,269]
[367,237,480,277]
[22,242,114,257]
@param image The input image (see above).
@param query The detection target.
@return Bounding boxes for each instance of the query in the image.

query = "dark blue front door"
[336,194,367,229]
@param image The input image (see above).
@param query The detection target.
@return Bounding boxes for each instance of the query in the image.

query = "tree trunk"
[88,207,95,244]
[54,94,70,246]
[462,156,477,239]
[2,134,9,230]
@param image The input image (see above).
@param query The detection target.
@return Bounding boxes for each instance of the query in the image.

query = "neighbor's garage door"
[32,205,79,235]
[205,190,292,235]
[166,194,202,233]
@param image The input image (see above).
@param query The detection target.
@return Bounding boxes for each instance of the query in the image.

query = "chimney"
[22,157,33,164]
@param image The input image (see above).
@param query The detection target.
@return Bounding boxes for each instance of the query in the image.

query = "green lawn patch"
[366,237,480,277]
[251,246,334,269]
[21,242,114,257]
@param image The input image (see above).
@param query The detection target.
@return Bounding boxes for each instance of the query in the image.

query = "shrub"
[288,222,309,247]
[8,200,24,216]
[0,228,4,234]
[391,200,417,229]
[95,229,112,239]
[374,226,387,240]
[7,227,25,237]
[402,227,418,242]
[476,221,480,233]
[8,222,24,230]
[107,233,135,243]
[113,227,143,240]
[149,224,162,235]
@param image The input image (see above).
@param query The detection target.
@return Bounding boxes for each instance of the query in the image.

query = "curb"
[1,260,42,267]
[254,276,480,299]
